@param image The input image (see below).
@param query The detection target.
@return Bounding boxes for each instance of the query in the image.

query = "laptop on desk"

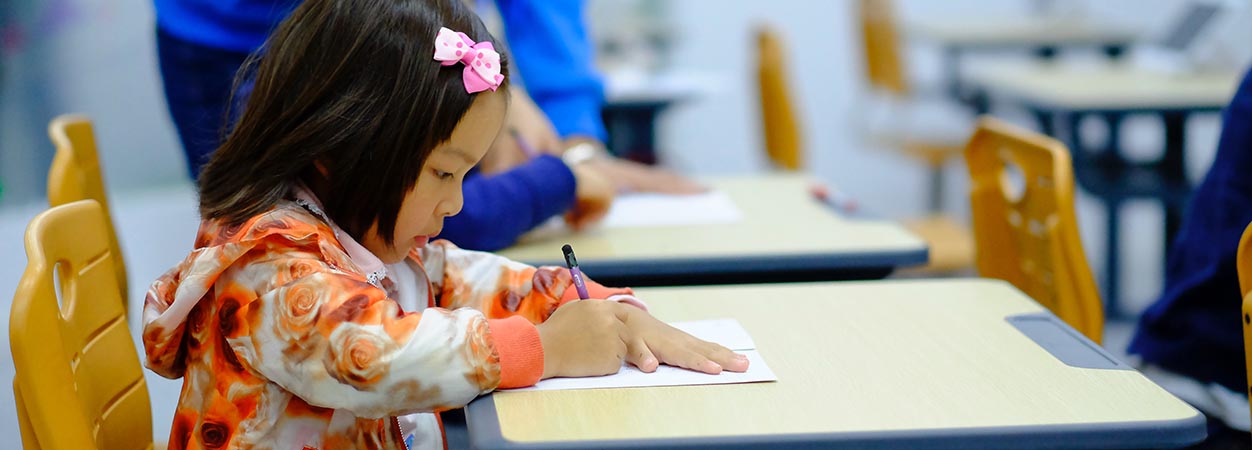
[1133,0,1243,74]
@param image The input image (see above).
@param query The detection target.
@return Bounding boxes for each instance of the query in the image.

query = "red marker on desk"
[809,183,859,214]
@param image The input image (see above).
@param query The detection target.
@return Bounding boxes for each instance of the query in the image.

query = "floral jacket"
[142,199,633,449]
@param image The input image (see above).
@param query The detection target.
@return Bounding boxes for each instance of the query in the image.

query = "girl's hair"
[198,0,509,246]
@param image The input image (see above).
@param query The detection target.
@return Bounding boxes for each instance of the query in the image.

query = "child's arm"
[416,240,646,322]
[228,254,540,418]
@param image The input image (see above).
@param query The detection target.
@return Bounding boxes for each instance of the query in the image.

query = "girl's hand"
[564,164,615,231]
[535,299,629,379]
[617,306,749,375]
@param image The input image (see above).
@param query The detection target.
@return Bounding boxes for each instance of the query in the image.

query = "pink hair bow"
[432,27,504,93]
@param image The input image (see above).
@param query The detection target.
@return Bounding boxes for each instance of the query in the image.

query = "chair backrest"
[858,0,909,96]
[47,114,129,312]
[1237,220,1252,425]
[965,117,1104,343]
[755,26,803,171]
[10,200,154,450]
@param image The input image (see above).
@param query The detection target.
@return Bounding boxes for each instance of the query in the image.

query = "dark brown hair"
[198,0,509,246]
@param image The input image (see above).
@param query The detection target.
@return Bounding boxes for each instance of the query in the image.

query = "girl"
[140,0,747,449]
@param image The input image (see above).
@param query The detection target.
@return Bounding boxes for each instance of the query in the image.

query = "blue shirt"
[154,0,298,53]
[1127,65,1252,394]
[496,0,607,141]
[155,0,598,251]
[155,0,607,141]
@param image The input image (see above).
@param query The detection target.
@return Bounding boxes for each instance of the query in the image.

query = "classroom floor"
[0,180,1145,448]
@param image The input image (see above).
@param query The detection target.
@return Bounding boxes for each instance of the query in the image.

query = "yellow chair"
[10,199,156,449]
[857,0,970,198]
[1237,220,1252,424]
[857,0,976,273]
[47,114,129,315]
[965,117,1104,343]
[755,26,803,171]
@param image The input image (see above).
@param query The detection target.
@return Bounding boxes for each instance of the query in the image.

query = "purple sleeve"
[435,155,577,251]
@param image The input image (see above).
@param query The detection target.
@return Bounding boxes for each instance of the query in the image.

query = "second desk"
[498,174,928,286]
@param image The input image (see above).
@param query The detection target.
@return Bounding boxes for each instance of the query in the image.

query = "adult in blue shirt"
[1127,65,1252,447]
[156,0,698,251]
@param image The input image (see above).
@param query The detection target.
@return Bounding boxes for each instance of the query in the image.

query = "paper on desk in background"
[601,191,743,228]
[506,319,777,392]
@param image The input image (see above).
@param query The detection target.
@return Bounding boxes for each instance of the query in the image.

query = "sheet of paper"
[600,190,743,228]
[505,319,777,392]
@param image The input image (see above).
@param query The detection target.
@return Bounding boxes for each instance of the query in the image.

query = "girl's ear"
[313,160,330,178]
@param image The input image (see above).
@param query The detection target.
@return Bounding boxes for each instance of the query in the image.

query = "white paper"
[600,191,743,228]
[507,319,777,392]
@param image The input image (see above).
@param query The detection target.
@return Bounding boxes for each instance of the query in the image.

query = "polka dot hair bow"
[433,27,505,93]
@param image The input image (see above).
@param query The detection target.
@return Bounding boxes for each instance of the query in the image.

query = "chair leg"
[928,165,945,214]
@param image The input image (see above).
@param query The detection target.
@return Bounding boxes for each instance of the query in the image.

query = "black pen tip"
[561,244,577,266]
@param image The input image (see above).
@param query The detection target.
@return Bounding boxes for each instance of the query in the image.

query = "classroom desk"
[602,71,715,164]
[907,19,1138,111]
[968,64,1241,316]
[497,174,928,286]
[466,279,1205,449]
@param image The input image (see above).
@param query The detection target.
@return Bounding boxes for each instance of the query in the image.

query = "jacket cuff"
[557,274,639,308]
[489,316,545,389]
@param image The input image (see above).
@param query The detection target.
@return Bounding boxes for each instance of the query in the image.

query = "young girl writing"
[141,1,747,448]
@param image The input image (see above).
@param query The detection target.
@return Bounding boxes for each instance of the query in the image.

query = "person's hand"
[564,164,615,231]
[536,299,629,378]
[584,156,707,195]
[480,90,562,174]
[617,305,749,374]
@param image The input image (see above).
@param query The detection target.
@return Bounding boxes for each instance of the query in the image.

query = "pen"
[562,244,590,300]
[510,128,541,159]
[809,183,859,214]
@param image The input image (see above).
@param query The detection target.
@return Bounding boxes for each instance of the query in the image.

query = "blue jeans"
[156,27,252,180]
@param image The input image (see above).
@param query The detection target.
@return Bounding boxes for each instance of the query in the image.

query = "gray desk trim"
[514,247,929,286]
[465,394,1205,450]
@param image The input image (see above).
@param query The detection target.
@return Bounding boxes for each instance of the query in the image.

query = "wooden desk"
[498,174,928,286]
[466,279,1204,449]
[907,18,1138,112]
[968,64,1241,316]
[908,19,1138,51]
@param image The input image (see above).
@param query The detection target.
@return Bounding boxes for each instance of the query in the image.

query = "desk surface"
[497,174,928,285]
[467,279,1204,449]
[968,64,1241,112]
[908,19,1138,48]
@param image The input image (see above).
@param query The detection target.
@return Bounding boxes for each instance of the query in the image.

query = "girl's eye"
[434,170,454,180]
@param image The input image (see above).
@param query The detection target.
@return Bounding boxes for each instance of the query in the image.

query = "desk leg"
[1099,112,1127,319]
[602,105,662,165]
[1160,111,1190,257]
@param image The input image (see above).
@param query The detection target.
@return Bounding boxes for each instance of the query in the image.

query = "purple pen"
[562,244,590,300]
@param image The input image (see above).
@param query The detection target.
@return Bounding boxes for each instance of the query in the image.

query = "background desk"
[498,174,928,286]
[968,64,1241,316]
[466,279,1204,449]
[907,19,1137,111]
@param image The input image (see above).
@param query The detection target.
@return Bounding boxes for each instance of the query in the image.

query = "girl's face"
[362,89,508,263]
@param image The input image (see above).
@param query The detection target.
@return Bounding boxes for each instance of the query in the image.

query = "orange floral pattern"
[142,201,587,449]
